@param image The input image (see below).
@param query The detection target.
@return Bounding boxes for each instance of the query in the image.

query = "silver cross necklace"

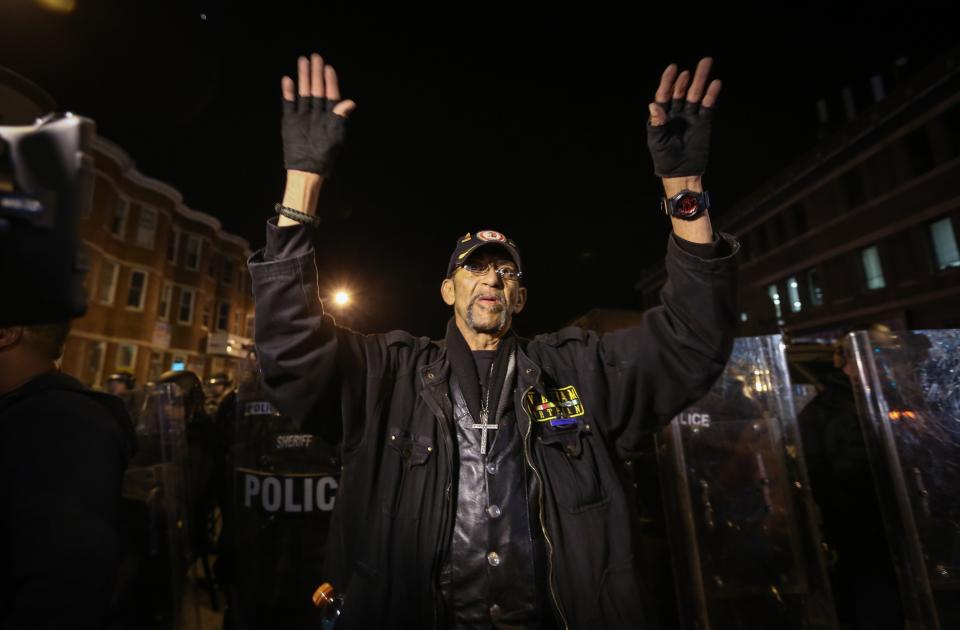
[470,361,497,456]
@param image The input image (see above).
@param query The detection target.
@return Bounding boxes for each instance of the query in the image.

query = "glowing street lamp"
[333,291,350,306]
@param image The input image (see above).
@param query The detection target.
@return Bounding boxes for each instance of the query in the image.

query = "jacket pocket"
[382,427,434,517]
[537,419,609,513]
[387,427,434,467]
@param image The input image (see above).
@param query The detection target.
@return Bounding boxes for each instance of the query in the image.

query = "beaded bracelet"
[274,202,320,227]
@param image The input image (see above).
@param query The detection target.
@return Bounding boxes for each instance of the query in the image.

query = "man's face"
[441,249,526,337]
[210,383,226,398]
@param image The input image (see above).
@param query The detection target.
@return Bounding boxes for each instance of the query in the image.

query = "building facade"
[637,49,960,341]
[61,136,255,389]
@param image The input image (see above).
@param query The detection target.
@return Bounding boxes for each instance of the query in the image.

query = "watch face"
[675,193,701,218]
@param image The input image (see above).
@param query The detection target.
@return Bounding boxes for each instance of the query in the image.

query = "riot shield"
[657,335,837,630]
[216,353,341,630]
[793,384,819,415]
[847,329,960,630]
[113,382,201,629]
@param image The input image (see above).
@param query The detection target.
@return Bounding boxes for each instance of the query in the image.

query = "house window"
[201,299,211,329]
[904,125,935,176]
[217,302,230,331]
[136,207,158,248]
[222,257,235,286]
[126,270,149,310]
[751,227,768,258]
[840,168,865,210]
[116,344,138,371]
[159,283,173,319]
[97,260,120,305]
[166,228,180,264]
[861,246,886,290]
[789,202,808,236]
[769,213,788,247]
[767,284,783,319]
[930,217,960,270]
[806,268,823,306]
[941,101,960,159]
[184,235,202,271]
[178,288,196,324]
[787,276,802,313]
[110,197,128,238]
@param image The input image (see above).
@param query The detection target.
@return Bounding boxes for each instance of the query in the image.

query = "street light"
[333,291,350,306]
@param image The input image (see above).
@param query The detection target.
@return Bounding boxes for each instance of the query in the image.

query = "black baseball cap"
[446,230,523,278]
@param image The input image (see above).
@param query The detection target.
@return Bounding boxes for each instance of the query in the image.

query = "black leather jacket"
[248,219,739,629]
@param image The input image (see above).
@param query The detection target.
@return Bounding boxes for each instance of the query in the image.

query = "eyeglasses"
[458,261,523,281]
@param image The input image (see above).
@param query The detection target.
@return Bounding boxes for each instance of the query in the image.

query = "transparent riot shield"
[113,382,201,629]
[793,384,820,415]
[657,335,837,630]
[216,353,341,630]
[847,329,960,630]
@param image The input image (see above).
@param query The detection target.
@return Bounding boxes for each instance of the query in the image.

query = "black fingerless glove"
[281,96,347,176]
[646,99,713,178]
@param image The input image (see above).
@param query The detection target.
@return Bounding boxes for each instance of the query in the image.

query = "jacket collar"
[0,371,84,414]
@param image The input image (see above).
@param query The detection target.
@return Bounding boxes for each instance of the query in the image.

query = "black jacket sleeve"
[541,232,739,455]
[247,218,423,448]
[606,232,738,451]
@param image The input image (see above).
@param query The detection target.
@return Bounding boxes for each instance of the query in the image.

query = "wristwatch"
[661,189,710,220]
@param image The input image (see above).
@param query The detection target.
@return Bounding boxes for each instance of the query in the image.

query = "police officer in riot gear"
[214,351,340,629]
[205,372,233,416]
[106,371,135,395]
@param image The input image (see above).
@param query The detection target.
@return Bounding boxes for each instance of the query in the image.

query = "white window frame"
[930,217,960,270]
[98,260,120,305]
[125,269,150,311]
[110,197,129,239]
[116,343,138,371]
[861,246,886,290]
[135,206,158,249]
[184,234,202,271]
[166,227,180,265]
[159,282,173,320]
[178,287,196,325]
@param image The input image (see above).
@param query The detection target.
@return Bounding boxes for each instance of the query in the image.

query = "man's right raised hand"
[281,53,357,177]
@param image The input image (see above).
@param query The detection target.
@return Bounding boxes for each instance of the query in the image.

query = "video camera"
[0,113,95,326]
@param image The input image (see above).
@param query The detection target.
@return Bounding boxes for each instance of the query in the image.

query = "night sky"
[2,0,956,337]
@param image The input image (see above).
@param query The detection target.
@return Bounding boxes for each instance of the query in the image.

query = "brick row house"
[61,136,255,388]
